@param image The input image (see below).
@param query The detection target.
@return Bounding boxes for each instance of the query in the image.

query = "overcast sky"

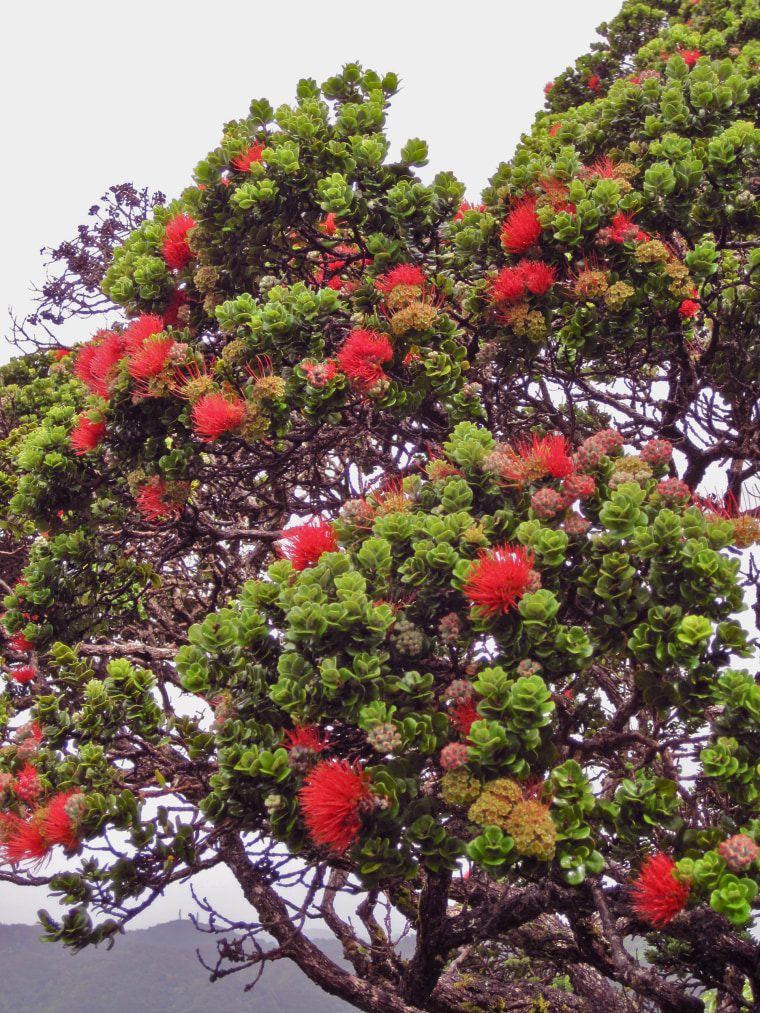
[0,0,622,927]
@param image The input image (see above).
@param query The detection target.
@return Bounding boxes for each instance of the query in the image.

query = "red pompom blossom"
[8,631,35,652]
[9,665,36,685]
[500,199,542,255]
[301,359,338,388]
[450,698,481,738]
[530,433,574,478]
[676,48,700,66]
[463,544,536,617]
[75,331,126,398]
[588,74,601,92]
[69,415,107,455]
[162,215,196,271]
[283,725,330,752]
[679,299,699,319]
[0,812,49,865]
[588,155,619,179]
[127,335,176,387]
[493,433,573,484]
[319,212,338,235]
[522,260,558,295]
[88,332,127,397]
[277,519,339,571]
[162,288,188,328]
[14,764,41,802]
[299,759,373,853]
[41,790,83,851]
[599,212,647,245]
[231,143,264,172]
[190,393,247,441]
[490,266,528,307]
[453,201,486,222]
[135,477,188,522]
[375,264,426,295]
[123,314,165,354]
[337,329,393,393]
[631,853,690,928]
[72,333,106,389]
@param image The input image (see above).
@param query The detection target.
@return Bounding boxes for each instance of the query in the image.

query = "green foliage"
[5,12,760,1010]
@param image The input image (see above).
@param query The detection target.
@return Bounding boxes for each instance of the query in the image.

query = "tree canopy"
[3,1,760,1011]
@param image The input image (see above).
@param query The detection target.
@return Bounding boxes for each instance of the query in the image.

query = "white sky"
[0,0,621,927]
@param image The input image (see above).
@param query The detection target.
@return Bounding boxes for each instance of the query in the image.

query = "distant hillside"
[0,920,356,1013]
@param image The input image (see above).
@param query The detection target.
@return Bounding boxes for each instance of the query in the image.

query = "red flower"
[124,313,165,354]
[69,415,106,455]
[165,214,195,242]
[454,201,485,222]
[0,812,50,865]
[679,299,699,318]
[8,631,34,652]
[501,199,542,255]
[54,348,72,361]
[549,122,562,138]
[277,519,338,571]
[87,337,125,396]
[231,143,264,172]
[604,212,643,244]
[75,331,126,397]
[162,215,196,271]
[521,261,558,296]
[463,544,536,617]
[135,477,187,522]
[502,433,573,482]
[127,335,176,386]
[588,155,618,179]
[284,725,330,752]
[490,266,527,307]
[588,75,601,92]
[41,791,82,851]
[14,764,41,802]
[162,288,188,328]
[676,48,700,66]
[544,81,554,95]
[319,212,338,235]
[302,359,338,387]
[72,334,104,388]
[631,853,690,927]
[299,759,373,853]
[375,264,426,294]
[532,433,574,478]
[9,665,36,685]
[450,698,481,738]
[190,393,246,441]
[337,329,393,393]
